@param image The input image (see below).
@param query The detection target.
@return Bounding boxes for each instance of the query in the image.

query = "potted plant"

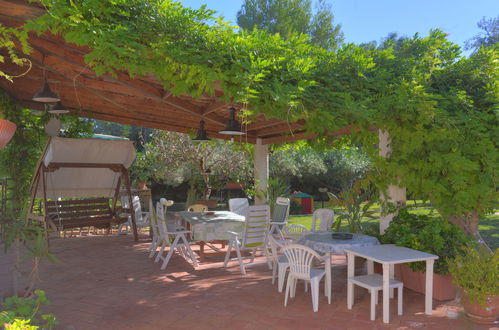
[448,246,499,324]
[380,209,471,300]
[0,115,16,148]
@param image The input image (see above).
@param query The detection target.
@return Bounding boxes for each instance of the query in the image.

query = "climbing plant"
[12,0,498,241]
[0,23,31,82]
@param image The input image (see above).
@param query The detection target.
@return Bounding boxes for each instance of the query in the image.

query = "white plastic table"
[297,232,380,304]
[344,245,438,323]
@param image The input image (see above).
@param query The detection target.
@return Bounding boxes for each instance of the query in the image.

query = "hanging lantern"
[48,101,70,114]
[192,120,210,142]
[219,107,245,135]
[32,79,60,103]
[0,119,17,148]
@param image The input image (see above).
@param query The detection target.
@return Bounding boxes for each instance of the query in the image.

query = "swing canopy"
[33,137,136,199]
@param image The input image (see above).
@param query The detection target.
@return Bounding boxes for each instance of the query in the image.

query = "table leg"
[367,260,374,275]
[199,241,205,263]
[347,253,355,309]
[425,259,434,315]
[326,252,332,304]
[390,264,395,298]
[382,263,390,323]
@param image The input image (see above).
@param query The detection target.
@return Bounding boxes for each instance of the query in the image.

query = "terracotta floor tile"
[30,234,479,330]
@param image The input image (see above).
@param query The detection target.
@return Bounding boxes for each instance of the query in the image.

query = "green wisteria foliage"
[9,0,499,237]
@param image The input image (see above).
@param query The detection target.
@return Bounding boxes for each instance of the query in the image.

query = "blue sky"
[180,0,498,53]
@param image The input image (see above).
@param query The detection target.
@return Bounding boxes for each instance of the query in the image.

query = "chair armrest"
[165,230,191,235]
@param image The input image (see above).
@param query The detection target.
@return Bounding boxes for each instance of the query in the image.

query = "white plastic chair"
[311,208,335,232]
[283,224,309,240]
[224,205,271,274]
[119,195,150,234]
[348,274,403,321]
[153,202,198,270]
[282,244,331,312]
[268,234,293,292]
[269,197,290,237]
[228,198,249,217]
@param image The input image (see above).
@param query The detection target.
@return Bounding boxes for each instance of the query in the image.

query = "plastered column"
[254,138,269,205]
[379,130,406,234]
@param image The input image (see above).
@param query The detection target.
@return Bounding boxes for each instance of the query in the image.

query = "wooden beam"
[261,126,357,144]
[0,0,44,21]
[201,101,229,115]
[28,39,227,126]
[253,122,303,138]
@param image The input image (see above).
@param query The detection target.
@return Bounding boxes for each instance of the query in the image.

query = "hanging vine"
[5,0,498,239]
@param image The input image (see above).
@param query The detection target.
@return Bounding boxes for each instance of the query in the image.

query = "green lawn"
[288,205,499,250]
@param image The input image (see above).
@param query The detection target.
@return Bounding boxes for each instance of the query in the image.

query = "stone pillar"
[379,130,406,234]
[254,138,269,205]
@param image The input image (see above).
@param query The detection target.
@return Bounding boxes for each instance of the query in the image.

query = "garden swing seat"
[28,137,139,241]
[45,197,127,231]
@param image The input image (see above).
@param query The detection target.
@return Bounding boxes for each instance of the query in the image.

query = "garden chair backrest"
[241,205,270,249]
[187,204,208,212]
[311,208,334,232]
[272,197,290,224]
[268,234,292,259]
[282,244,323,281]
[283,224,308,240]
[228,198,249,217]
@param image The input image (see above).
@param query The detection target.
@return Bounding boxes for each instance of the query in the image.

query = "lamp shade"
[48,101,70,114]
[219,107,245,135]
[32,79,60,103]
[192,120,210,142]
[0,119,17,148]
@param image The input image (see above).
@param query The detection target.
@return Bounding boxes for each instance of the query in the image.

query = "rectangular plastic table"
[344,244,438,323]
[178,211,245,261]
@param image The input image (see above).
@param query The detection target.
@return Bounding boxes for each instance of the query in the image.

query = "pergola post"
[378,130,406,234]
[254,138,269,205]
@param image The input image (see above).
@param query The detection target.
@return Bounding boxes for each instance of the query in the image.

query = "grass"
[288,202,499,250]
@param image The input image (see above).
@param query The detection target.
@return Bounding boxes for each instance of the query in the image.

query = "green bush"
[0,290,57,329]
[448,247,499,306]
[379,209,471,274]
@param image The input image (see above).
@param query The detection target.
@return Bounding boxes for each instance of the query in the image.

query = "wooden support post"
[122,168,138,241]
[378,130,406,234]
[40,166,50,247]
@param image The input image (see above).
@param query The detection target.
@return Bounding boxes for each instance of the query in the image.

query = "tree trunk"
[447,212,490,250]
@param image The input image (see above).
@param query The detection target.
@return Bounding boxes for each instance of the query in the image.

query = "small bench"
[45,197,127,231]
[348,274,403,321]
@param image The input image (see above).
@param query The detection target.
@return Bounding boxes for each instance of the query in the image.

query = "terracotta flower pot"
[0,119,16,148]
[461,291,499,325]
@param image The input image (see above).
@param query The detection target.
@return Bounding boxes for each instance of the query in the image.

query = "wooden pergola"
[0,0,359,145]
[0,1,406,231]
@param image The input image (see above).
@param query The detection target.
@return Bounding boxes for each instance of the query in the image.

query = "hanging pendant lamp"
[32,78,60,103]
[48,101,70,114]
[192,120,210,142]
[219,107,245,135]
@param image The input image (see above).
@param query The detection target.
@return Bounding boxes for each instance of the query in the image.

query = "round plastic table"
[298,231,380,255]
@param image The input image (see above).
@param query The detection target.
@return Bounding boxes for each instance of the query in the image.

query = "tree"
[465,16,499,51]
[135,131,253,201]
[270,142,370,194]
[237,0,343,50]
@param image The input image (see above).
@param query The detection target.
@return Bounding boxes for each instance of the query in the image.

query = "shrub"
[448,246,499,306]
[0,290,57,329]
[380,209,471,274]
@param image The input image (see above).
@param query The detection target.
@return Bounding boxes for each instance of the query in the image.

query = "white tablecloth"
[298,231,379,254]
[178,211,245,241]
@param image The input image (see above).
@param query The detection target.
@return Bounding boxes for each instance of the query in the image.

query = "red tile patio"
[34,233,492,330]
